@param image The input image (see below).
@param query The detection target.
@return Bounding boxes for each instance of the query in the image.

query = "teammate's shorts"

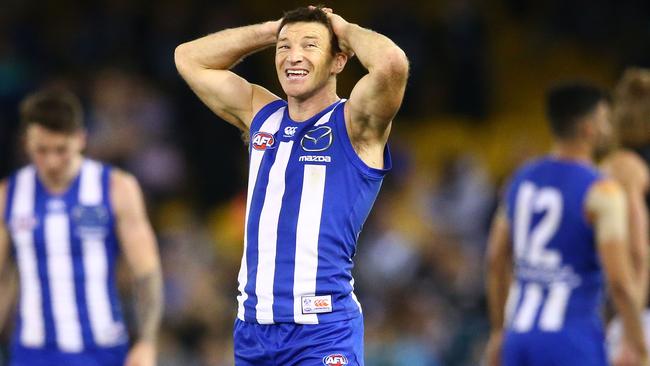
[234,315,364,366]
[503,327,607,366]
[10,343,128,366]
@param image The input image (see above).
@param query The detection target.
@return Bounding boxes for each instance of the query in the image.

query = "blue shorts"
[10,343,128,366]
[503,328,607,366]
[234,316,364,366]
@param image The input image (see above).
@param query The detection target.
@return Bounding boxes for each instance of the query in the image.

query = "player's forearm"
[628,191,649,307]
[175,21,279,71]
[487,263,509,330]
[339,24,408,78]
[611,280,647,354]
[133,270,163,343]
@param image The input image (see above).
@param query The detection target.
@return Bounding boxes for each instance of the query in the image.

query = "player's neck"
[37,155,84,194]
[287,85,339,122]
[551,141,594,165]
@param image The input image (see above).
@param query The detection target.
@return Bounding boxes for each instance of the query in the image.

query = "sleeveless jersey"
[237,99,391,325]
[3,159,128,354]
[504,157,604,334]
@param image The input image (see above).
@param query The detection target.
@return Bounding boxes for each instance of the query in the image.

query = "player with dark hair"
[485,82,648,366]
[0,88,163,366]
[175,5,408,366]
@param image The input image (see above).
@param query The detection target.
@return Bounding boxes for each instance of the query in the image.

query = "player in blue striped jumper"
[485,83,648,366]
[0,89,163,366]
[175,5,408,366]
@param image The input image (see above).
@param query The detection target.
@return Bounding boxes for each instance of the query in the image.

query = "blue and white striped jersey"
[237,99,391,324]
[504,157,604,333]
[3,159,128,353]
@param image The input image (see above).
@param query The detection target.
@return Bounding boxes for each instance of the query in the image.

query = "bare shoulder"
[586,178,625,214]
[109,169,143,213]
[601,149,650,191]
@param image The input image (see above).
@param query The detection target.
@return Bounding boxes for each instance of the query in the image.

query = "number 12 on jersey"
[508,181,572,332]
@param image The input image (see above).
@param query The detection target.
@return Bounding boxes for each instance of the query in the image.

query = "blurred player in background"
[606,68,650,361]
[175,5,408,366]
[0,88,162,366]
[485,82,647,366]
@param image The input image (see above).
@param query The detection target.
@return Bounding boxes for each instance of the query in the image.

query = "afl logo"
[252,132,275,151]
[323,354,348,366]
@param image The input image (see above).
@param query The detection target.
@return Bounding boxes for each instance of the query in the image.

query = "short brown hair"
[613,68,650,148]
[278,6,341,55]
[20,88,84,134]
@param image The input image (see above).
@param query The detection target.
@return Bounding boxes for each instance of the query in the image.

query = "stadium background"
[0,0,649,365]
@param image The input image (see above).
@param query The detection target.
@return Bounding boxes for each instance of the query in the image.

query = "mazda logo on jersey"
[301,126,333,152]
[252,132,276,151]
[323,354,348,366]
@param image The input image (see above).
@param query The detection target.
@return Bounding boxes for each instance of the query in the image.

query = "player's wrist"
[259,20,281,44]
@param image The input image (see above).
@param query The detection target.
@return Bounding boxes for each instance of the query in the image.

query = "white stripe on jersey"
[11,167,45,347]
[45,212,83,352]
[79,161,121,346]
[350,278,362,314]
[512,283,542,332]
[504,282,521,327]
[237,107,285,321]
[293,164,327,324]
[314,99,345,126]
[255,141,294,323]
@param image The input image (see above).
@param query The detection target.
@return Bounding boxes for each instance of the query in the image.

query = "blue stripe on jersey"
[65,173,96,349]
[242,147,279,321]
[32,176,57,348]
[102,166,124,325]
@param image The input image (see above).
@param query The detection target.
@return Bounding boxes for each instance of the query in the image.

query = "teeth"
[287,70,308,77]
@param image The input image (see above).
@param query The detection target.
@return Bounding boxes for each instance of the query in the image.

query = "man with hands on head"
[175,5,408,366]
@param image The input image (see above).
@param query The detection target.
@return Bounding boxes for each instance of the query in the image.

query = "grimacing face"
[25,124,85,185]
[275,21,343,101]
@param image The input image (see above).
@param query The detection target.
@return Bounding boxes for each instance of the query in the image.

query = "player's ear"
[331,52,348,75]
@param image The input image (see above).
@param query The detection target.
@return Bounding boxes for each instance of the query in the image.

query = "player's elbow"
[374,47,409,83]
[174,43,195,75]
[608,276,635,304]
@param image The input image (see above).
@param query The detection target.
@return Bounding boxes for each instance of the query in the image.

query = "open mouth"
[286,69,309,80]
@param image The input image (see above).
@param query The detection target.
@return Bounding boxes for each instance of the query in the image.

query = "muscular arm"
[485,206,513,366]
[325,9,409,166]
[601,150,650,307]
[174,21,281,130]
[111,171,162,349]
[587,179,647,360]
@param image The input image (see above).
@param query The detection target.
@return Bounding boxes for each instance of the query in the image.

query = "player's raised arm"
[601,150,650,307]
[110,170,162,366]
[174,21,282,131]
[485,207,513,366]
[323,8,409,148]
[587,179,648,366]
